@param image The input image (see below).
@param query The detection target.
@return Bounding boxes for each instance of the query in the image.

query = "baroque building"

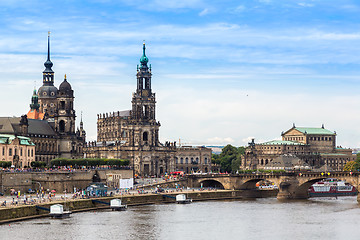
[85,43,212,176]
[242,124,355,171]
[0,134,35,168]
[0,34,86,164]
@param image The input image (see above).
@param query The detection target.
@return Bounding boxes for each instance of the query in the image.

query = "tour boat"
[176,194,192,204]
[308,179,357,197]
[110,199,127,211]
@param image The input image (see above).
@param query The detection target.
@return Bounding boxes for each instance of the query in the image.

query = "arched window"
[143,132,148,141]
[185,157,189,164]
[175,157,178,164]
[59,120,65,132]
[180,158,184,164]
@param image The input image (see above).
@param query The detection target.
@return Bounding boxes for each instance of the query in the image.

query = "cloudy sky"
[1,0,360,147]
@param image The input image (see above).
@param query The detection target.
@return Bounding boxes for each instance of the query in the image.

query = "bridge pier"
[276,178,308,200]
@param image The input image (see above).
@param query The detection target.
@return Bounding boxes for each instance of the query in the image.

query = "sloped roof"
[0,134,35,146]
[294,127,335,135]
[28,119,56,136]
[265,155,310,169]
[0,117,56,136]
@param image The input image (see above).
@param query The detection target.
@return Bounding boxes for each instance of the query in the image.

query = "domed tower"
[55,74,76,134]
[38,32,58,119]
[27,89,45,120]
[130,43,160,147]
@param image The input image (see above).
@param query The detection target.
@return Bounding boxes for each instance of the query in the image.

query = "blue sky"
[1,0,360,147]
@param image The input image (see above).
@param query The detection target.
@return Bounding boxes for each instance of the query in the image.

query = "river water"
[1,197,360,240]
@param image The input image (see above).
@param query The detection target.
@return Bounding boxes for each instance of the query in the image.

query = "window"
[204,158,208,164]
[31,149,33,157]
[185,157,189,164]
[9,148,12,156]
[20,148,23,156]
[143,132,148,142]
[2,147,4,156]
[28,149,30,157]
[180,158,183,164]
[175,157,178,164]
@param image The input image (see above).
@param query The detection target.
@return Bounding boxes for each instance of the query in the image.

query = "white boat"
[110,199,127,211]
[49,204,71,218]
[176,194,192,204]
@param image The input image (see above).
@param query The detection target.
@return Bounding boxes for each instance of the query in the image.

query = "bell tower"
[130,43,160,147]
[131,43,156,121]
[56,74,75,135]
[38,32,58,119]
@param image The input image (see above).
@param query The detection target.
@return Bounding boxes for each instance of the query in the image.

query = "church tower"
[27,89,45,120]
[130,43,160,147]
[55,74,76,134]
[38,32,58,119]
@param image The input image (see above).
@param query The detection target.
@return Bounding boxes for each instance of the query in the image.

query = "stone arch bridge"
[185,172,360,201]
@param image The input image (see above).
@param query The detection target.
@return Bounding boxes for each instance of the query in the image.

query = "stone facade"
[85,43,176,177]
[175,146,212,173]
[0,134,35,168]
[0,34,85,165]
[242,125,355,171]
[84,43,212,176]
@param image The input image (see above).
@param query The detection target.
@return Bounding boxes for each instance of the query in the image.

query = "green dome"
[140,43,149,66]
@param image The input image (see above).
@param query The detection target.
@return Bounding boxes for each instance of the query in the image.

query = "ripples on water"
[1,197,360,240]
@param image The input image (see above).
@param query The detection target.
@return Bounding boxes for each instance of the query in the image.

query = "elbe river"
[1,197,360,240]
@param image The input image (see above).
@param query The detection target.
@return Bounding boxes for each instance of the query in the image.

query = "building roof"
[0,134,35,146]
[294,127,335,135]
[261,140,304,146]
[264,155,311,169]
[0,117,56,136]
[27,119,56,136]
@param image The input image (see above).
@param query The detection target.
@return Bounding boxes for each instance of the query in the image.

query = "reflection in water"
[1,197,360,240]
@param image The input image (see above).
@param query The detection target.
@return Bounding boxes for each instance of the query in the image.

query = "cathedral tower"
[130,43,160,147]
[55,74,76,134]
[38,32,58,119]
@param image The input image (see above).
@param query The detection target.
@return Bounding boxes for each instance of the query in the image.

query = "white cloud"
[298,3,314,7]
[199,8,210,16]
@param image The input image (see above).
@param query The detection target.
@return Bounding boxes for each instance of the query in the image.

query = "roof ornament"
[321,124,324,129]
[293,123,296,128]
[44,31,53,70]
[64,74,67,80]
[140,41,149,67]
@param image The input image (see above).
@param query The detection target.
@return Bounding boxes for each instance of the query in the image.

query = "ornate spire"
[140,42,149,68]
[80,111,83,129]
[44,31,53,71]
[30,88,40,111]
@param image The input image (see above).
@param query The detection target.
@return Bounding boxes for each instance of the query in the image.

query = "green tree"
[213,144,245,173]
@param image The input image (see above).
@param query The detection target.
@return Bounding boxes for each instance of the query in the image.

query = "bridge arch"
[199,179,225,189]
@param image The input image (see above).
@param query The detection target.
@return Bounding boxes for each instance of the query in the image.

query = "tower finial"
[44,31,53,70]
[64,74,67,80]
[140,41,149,67]
[47,31,51,61]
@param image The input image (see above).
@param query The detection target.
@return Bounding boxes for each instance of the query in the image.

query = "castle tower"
[56,74,75,134]
[38,32,58,119]
[27,89,45,120]
[131,43,160,147]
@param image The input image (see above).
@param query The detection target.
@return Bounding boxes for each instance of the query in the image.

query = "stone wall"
[0,169,133,194]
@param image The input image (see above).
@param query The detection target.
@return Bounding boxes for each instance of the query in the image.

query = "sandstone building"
[0,34,86,164]
[0,134,35,168]
[242,124,355,171]
[85,43,211,176]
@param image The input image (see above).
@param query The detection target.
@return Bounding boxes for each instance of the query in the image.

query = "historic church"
[0,34,86,164]
[85,43,212,176]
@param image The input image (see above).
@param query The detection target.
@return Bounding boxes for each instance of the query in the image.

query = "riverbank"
[0,189,277,224]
